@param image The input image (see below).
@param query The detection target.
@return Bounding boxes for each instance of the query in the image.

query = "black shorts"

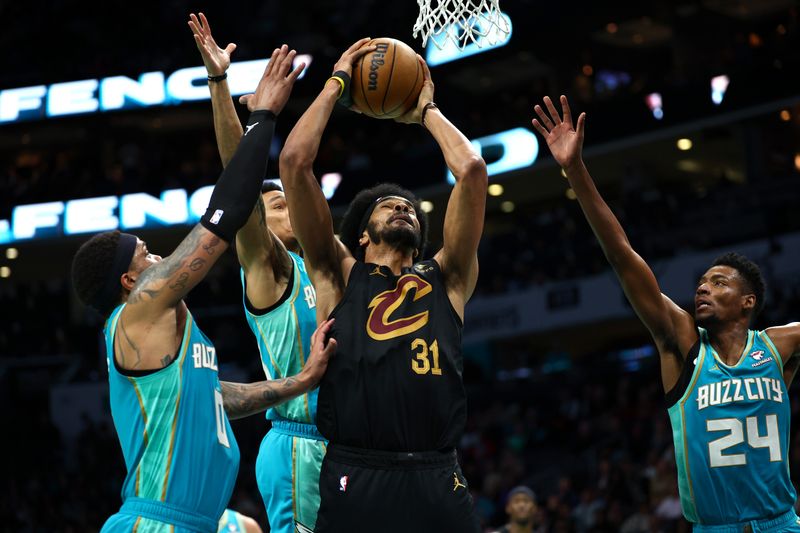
[314,444,481,533]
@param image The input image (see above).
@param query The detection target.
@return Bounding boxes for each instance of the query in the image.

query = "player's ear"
[120,271,137,292]
[359,230,370,247]
[742,293,756,313]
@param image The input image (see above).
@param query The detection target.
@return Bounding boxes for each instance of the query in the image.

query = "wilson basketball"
[351,38,424,119]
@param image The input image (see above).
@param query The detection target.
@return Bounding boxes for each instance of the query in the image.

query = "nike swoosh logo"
[244,122,259,136]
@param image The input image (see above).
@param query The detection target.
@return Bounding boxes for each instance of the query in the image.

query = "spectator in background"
[493,486,542,533]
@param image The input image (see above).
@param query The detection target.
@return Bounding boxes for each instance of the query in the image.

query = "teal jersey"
[668,328,796,525]
[104,304,240,522]
[241,252,318,423]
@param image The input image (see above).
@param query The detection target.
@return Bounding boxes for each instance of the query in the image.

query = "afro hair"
[338,183,428,261]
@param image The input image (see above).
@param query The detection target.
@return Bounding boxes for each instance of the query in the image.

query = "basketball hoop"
[413,0,510,50]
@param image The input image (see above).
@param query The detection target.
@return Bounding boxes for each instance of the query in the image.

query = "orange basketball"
[351,38,424,119]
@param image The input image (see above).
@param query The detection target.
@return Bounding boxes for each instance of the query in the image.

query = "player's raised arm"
[532,96,696,387]
[188,12,243,167]
[190,13,293,299]
[279,40,375,292]
[221,318,338,419]
[125,46,304,318]
[396,57,488,316]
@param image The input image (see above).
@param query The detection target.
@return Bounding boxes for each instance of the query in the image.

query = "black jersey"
[316,259,467,451]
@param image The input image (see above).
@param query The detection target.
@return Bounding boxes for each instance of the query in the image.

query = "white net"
[413,0,510,50]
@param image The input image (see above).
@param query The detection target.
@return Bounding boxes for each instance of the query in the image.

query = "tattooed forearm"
[202,235,221,255]
[126,225,228,307]
[220,376,304,420]
[168,272,190,291]
[189,258,206,271]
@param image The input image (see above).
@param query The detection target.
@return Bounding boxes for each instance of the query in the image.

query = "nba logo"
[339,475,348,492]
[209,209,224,225]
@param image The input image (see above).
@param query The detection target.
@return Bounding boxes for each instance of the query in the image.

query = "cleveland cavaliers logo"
[367,274,432,341]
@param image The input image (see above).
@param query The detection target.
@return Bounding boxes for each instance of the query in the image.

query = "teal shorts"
[256,420,326,533]
[101,497,219,533]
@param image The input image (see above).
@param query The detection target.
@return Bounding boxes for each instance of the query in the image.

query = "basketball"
[351,38,424,119]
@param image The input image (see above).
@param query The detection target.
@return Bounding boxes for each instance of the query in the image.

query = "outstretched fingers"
[531,118,549,138]
[198,12,212,34]
[560,95,573,128]
[543,96,562,125]
[263,47,281,79]
[534,104,554,131]
[288,61,306,82]
[576,112,587,138]
[276,49,297,78]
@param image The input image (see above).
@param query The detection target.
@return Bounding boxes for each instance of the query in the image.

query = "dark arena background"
[2,1,799,531]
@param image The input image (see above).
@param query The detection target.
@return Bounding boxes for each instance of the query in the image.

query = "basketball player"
[218,509,262,533]
[70,46,338,532]
[279,39,487,532]
[189,13,327,532]
[532,95,800,531]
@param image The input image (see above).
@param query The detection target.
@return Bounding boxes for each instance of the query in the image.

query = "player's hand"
[531,95,586,170]
[332,37,377,77]
[188,12,235,77]
[300,319,337,387]
[238,45,306,114]
[394,55,435,125]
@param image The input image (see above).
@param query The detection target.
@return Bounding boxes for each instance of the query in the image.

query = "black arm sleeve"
[200,110,277,242]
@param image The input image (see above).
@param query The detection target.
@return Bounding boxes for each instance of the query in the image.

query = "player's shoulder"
[761,322,800,347]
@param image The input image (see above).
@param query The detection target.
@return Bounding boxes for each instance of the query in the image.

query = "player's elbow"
[279,145,314,174]
[454,156,488,188]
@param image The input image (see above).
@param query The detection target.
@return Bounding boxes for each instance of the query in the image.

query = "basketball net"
[413,0,510,50]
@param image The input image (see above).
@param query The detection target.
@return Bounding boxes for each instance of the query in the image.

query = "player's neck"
[364,244,415,276]
[706,321,751,365]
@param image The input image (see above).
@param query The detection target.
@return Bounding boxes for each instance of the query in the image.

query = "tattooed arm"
[127,224,228,312]
[222,318,337,419]
[221,377,302,420]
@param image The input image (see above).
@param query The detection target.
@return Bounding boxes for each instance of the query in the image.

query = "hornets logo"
[367,274,432,341]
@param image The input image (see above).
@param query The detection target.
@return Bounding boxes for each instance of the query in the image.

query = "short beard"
[367,221,420,255]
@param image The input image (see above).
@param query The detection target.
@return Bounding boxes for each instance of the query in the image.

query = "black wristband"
[208,72,228,83]
[330,70,354,108]
[421,102,438,127]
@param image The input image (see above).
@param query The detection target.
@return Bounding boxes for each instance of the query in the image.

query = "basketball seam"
[359,43,378,117]
[380,41,398,115]
[387,53,421,117]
